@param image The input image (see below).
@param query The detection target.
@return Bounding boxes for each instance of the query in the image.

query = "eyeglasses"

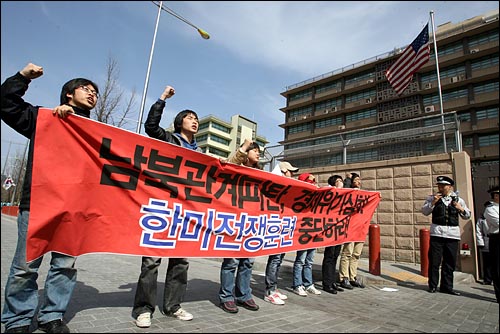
[77,85,99,98]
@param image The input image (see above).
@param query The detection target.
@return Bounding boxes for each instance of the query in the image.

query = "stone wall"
[309,151,477,277]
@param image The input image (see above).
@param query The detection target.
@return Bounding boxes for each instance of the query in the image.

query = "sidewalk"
[1,214,498,333]
[249,250,476,288]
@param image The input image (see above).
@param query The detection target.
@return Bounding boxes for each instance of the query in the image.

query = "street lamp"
[135,1,210,134]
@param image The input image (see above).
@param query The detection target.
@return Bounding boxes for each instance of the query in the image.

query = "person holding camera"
[422,176,471,296]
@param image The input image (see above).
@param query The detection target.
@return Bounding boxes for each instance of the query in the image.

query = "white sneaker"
[264,292,285,305]
[169,308,193,321]
[276,289,288,300]
[135,312,151,328]
[293,285,308,296]
[306,285,322,295]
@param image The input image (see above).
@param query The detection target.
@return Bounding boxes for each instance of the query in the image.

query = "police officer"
[422,176,471,296]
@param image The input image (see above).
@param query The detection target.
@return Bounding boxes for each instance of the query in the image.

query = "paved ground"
[1,214,498,333]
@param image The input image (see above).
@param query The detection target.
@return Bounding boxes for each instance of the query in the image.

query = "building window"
[346,108,377,122]
[289,106,313,119]
[473,80,499,94]
[208,147,229,158]
[211,134,230,146]
[316,116,343,128]
[479,133,499,147]
[316,81,341,94]
[468,29,499,47]
[471,53,499,70]
[345,89,375,103]
[315,97,342,111]
[289,88,313,102]
[289,123,311,134]
[476,106,499,120]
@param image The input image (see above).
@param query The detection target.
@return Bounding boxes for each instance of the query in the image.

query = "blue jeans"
[1,211,77,330]
[219,258,254,303]
[292,249,315,288]
[265,253,285,294]
[132,256,188,317]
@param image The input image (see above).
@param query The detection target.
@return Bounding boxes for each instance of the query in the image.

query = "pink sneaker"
[264,292,285,305]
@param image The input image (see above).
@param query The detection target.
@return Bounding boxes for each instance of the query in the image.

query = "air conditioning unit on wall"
[470,48,479,54]
[424,83,432,89]
[424,105,435,112]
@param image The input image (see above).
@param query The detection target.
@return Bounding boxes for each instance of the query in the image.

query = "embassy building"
[279,9,498,181]
[277,9,498,274]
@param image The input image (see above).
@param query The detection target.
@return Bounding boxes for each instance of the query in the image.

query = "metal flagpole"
[136,1,163,134]
[430,10,447,153]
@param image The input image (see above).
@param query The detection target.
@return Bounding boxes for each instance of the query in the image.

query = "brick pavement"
[1,214,498,333]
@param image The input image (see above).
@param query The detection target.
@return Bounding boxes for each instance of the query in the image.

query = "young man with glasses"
[1,63,99,333]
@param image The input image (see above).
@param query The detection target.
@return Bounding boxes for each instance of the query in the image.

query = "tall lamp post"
[136,1,210,134]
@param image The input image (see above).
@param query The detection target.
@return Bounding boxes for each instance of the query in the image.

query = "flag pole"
[430,10,447,153]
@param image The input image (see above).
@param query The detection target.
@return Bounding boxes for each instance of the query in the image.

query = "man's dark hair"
[60,78,99,105]
[327,175,343,187]
[174,109,198,133]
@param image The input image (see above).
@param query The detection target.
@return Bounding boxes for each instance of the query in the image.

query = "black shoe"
[219,301,239,313]
[38,319,70,333]
[323,286,337,294]
[350,278,365,288]
[236,298,259,311]
[440,289,461,296]
[333,283,344,292]
[483,281,492,285]
[340,278,353,290]
[5,325,31,333]
[428,287,437,293]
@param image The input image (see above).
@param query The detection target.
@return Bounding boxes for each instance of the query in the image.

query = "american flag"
[385,24,430,95]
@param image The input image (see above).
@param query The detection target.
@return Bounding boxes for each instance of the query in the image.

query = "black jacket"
[144,99,183,146]
[1,72,91,211]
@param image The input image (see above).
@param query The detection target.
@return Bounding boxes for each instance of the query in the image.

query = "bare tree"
[93,56,137,130]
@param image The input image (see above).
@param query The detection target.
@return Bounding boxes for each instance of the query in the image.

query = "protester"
[291,173,322,297]
[484,186,499,303]
[264,161,299,305]
[339,173,366,289]
[476,210,492,285]
[321,175,345,294]
[422,176,471,296]
[1,62,100,333]
[218,139,261,313]
[343,172,352,189]
[133,86,198,327]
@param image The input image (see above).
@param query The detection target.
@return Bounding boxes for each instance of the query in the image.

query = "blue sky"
[1,1,498,173]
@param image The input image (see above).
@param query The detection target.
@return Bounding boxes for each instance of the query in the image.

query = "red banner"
[28,109,381,261]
